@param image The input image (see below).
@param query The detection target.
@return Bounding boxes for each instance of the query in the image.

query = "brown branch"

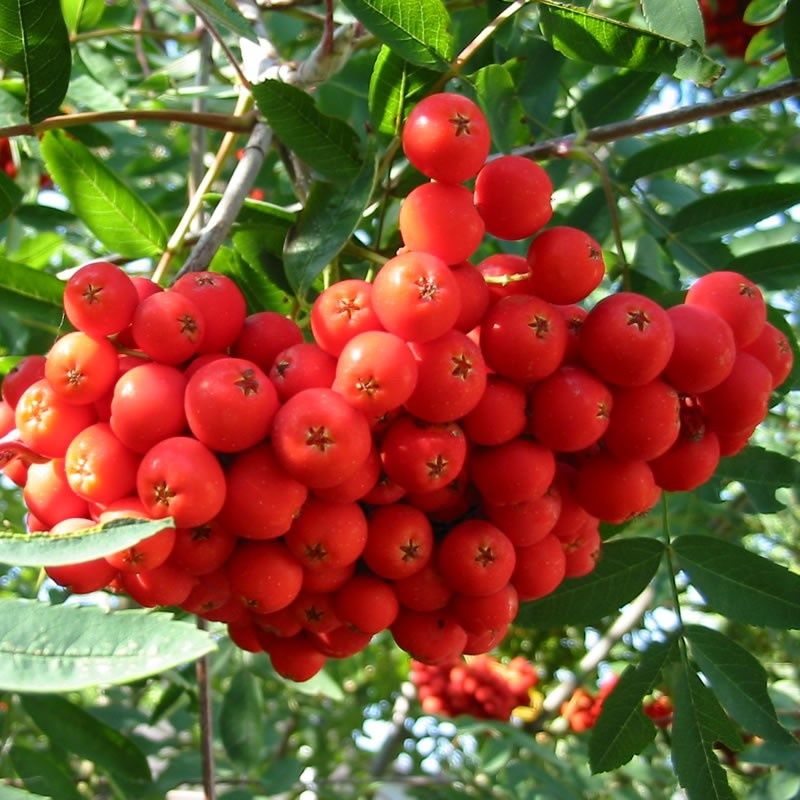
[512,79,800,160]
[196,618,217,800]
[189,4,252,89]
[0,109,257,139]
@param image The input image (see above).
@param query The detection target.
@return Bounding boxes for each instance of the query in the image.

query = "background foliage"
[0,0,799,798]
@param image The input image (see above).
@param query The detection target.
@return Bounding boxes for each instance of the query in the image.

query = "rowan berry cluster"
[410,655,538,720]
[0,93,792,682]
[700,0,760,58]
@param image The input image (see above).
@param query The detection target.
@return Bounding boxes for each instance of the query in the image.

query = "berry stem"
[661,495,693,672]
[196,617,217,800]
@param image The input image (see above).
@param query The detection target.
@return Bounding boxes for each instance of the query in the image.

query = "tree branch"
[541,585,655,716]
[0,109,257,140]
[512,79,800,160]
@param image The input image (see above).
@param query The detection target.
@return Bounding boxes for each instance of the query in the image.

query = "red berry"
[63,261,139,338]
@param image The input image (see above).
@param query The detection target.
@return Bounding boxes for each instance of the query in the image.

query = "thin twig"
[190,30,214,233]
[153,92,254,282]
[190,4,252,89]
[0,109,256,139]
[133,0,151,77]
[70,26,201,43]
[196,617,217,800]
[512,78,800,160]
[541,585,656,716]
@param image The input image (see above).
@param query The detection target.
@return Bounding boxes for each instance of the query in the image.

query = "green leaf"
[686,625,800,748]
[673,535,800,630]
[368,46,438,136]
[59,0,104,33]
[787,0,800,77]
[186,0,258,43]
[10,744,82,800]
[220,669,267,766]
[642,0,704,45]
[40,131,167,258]
[0,254,64,334]
[671,184,800,240]
[0,170,22,222]
[284,153,376,298]
[590,638,678,773]
[251,80,362,182]
[619,127,763,183]
[21,694,152,784]
[213,241,292,315]
[745,0,787,24]
[672,664,741,800]
[260,757,304,794]
[515,538,664,627]
[0,786,50,800]
[340,0,453,69]
[0,517,173,567]
[572,70,658,129]
[0,601,216,692]
[537,1,723,85]
[704,446,800,514]
[473,63,528,154]
[0,0,71,122]
[729,243,800,290]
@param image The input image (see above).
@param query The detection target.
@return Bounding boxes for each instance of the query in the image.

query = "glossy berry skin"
[451,262,490,333]
[2,355,46,409]
[602,379,681,461]
[402,93,490,184]
[512,535,566,602]
[742,322,794,390]
[45,332,119,406]
[575,453,658,524]
[132,291,205,365]
[470,438,555,506]
[310,279,382,356]
[266,634,327,682]
[334,575,399,634]
[476,254,535,307]
[649,430,721,492]
[172,271,247,353]
[46,520,118,593]
[685,271,766,347]
[271,388,372,489]
[371,252,461,343]
[363,503,433,580]
[399,182,485,265]
[232,311,303,372]
[484,489,562,547]
[63,261,139,338]
[24,459,89,528]
[528,366,613,452]
[436,520,516,597]
[137,436,226,528]
[391,609,467,664]
[579,292,674,387]
[527,227,605,304]
[450,584,519,635]
[226,540,303,614]
[462,376,527,446]
[405,330,488,423]
[285,499,367,570]
[474,156,553,240]
[481,296,568,384]
[269,343,337,401]
[663,305,736,394]
[110,364,187,453]
[393,562,452,611]
[333,331,418,416]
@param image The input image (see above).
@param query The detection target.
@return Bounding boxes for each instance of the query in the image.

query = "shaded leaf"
[572,70,657,129]
[671,184,800,240]
[40,131,167,258]
[686,625,800,748]
[0,171,23,222]
[187,0,258,43]
[212,244,292,315]
[673,535,800,629]
[0,787,50,800]
[537,1,722,85]
[516,538,664,627]
[590,638,678,773]
[787,0,800,77]
[703,445,799,514]
[252,80,362,182]
[0,0,71,122]
[276,668,345,701]
[729,243,800,291]
[619,127,763,183]
[260,757,303,794]
[671,664,741,800]
[220,669,267,766]
[340,0,452,69]
[0,517,173,567]
[368,46,438,136]
[10,744,82,800]
[21,694,152,784]
[59,0,105,33]
[474,62,528,153]
[284,153,376,298]
[0,601,216,692]
[642,0,704,45]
